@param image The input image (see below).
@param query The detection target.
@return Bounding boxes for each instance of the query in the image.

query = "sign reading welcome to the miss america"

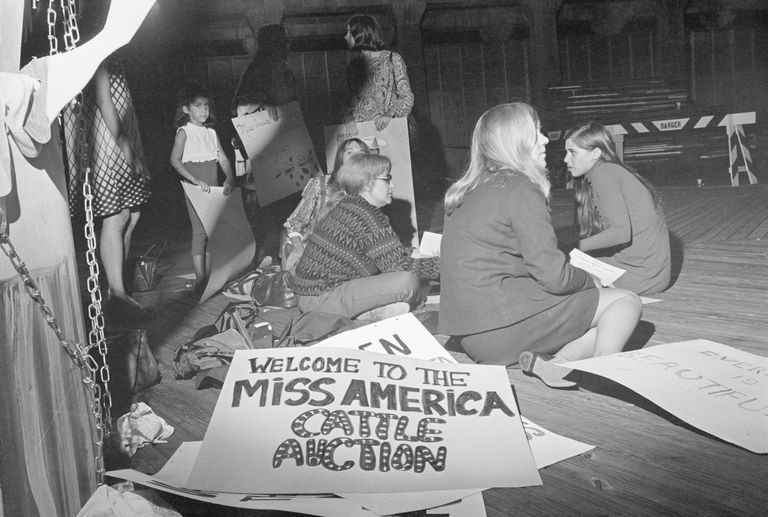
[185,346,541,494]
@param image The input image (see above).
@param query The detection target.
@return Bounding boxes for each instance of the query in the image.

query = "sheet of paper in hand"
[418,231,442,257]
[568,248,626,287]
[233,101,322,206]
[561,340,768,453]
[185,347,541,494]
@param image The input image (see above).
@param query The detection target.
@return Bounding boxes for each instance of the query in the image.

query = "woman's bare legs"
[123,209,141,259]
[100,209,132,301]
[523,288,642,388]
[557,288,642,361]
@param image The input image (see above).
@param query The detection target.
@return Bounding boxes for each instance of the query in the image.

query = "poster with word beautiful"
[324,118,419,248]
[233,101,322,206]
[562,340,768,453]
[185,347,541,494]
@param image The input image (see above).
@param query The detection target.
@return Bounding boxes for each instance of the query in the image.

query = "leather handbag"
[132,242,168,292]
[126,328,162,395]
[172,328,251,380]
[214,300,274,348]
[250,265,298,309]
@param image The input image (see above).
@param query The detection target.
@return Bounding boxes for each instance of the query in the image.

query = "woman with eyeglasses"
[440,103,641,389]
[281,137,371,272]
[293,154,439,320]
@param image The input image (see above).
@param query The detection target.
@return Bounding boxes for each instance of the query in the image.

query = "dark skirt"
[458,288,599,366]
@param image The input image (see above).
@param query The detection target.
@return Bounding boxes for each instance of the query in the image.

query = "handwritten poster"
[233,102,322,206]
[562,340,768,453]
[107,442,377,517]
[185,347,541,494]
[181,184,256,303]
[316,314,595,467]
[315,313,455,364]
[520,417,594,468]
[324,118,419,247]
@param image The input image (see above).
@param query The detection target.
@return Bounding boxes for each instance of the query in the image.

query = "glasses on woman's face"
[374,174,393,184]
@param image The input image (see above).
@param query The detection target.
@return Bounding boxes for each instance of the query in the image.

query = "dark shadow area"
[411,114,451,202]
[384,198,417,247]
[669,230,685,287]
[624,320,656,352]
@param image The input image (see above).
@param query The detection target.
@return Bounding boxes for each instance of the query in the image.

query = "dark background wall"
[20,0,768,231]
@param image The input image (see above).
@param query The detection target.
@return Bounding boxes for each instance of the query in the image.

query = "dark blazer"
[439,171,593,335]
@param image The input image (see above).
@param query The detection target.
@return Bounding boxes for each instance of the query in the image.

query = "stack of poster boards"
[107,315,598,515]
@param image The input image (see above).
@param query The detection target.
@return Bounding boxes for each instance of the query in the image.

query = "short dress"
[178,123,219,185]
[65,60,150,218]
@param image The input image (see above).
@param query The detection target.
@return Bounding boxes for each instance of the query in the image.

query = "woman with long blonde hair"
[440,103,642,388]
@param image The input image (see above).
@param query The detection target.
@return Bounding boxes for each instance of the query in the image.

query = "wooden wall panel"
[609,35,632,80]
[690,26,768,112]
[423,39,529,154]
[503,40,529,101]
[590,38,611,82]
[559,33,656,83]
[630,33,653,78]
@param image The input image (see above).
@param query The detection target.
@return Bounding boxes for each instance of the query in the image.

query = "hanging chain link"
[61,0,80,51]
[46,0,58,55]
[5,0,114,486]
[67,0,113,480]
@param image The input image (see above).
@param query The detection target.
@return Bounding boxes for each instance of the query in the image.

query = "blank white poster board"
[324,118,418,247]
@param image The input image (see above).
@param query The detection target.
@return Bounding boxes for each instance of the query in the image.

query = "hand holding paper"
[418,231,442,257]
[569,248,625,287]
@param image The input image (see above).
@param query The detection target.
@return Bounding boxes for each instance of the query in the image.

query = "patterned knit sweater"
[293,194,440,296]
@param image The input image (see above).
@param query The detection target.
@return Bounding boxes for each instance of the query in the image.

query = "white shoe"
[356,302,410,321]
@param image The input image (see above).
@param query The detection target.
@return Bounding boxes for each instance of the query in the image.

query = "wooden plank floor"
[99,185,768,516]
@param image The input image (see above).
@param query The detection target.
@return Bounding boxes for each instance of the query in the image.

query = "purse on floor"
[251,265,298,309]
[132,242,169,292]
[126,328,162,395]
[214,300,274,348]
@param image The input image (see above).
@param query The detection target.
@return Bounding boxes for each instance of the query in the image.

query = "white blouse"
[179,123,219,163]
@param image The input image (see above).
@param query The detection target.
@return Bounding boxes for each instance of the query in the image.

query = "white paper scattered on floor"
[641,296,661,304]
[317,314,596,469]
[561,339,768,453]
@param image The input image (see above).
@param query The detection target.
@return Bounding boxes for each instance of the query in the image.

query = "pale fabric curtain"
[0,258,97,516]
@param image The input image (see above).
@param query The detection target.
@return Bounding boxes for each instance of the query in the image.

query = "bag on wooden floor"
[126,328,162,395]
[251,265,297,309]
[172,328,250,380]
[132,242,170,292]
[214,300,274,348]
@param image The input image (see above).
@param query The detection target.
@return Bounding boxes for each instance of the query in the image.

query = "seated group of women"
[286,102,671,390]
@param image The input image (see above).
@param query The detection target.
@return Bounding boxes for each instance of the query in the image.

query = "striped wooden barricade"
[548,111,757,186]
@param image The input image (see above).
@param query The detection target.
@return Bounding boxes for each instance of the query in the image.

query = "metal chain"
[22,0,112,485]
[46,0,58,55]
[63,0,113,482]
[0,232,107,479]
[61,0,80,51]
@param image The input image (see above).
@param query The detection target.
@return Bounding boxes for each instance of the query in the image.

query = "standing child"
[170,82,235,288]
